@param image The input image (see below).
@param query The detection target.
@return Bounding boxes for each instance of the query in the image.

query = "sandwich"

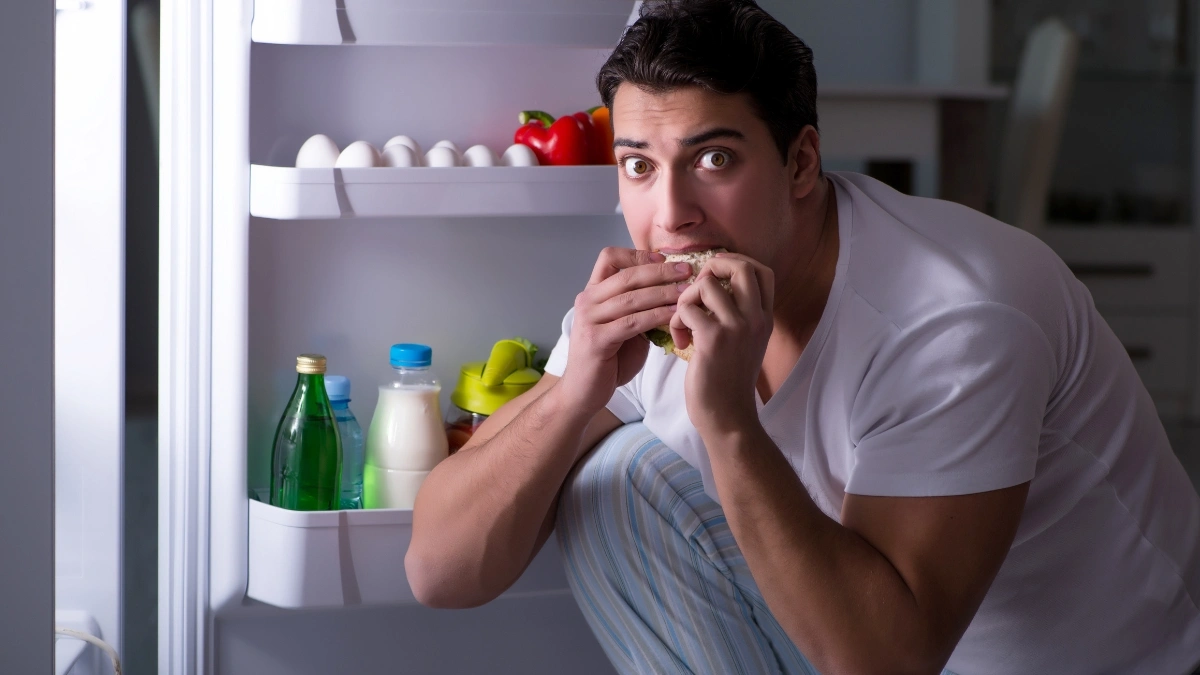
[643,248,731,361]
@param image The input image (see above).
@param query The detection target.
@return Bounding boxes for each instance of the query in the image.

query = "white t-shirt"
[544,172,1200,673]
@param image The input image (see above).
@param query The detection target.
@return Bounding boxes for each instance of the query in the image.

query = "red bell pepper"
[573,111,611,165]
[514,110,590,166]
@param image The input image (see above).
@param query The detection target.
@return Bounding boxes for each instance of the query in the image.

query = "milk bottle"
[362,343,448,509]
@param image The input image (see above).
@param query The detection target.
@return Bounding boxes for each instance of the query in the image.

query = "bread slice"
[643,248,730,361]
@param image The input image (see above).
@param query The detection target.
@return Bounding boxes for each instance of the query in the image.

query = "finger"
[597,303,680,344]
[668,315,690,352]
[695,258,760,317]
[588,247,667,285]
[591,260,693,302]
[670,301,714,351]
[713,252,774,312]
[699,256,774,317]
[589,282,688,325]
[681,275,739,323]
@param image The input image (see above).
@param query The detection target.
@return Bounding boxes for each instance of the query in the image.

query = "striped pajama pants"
[556,423,956,675]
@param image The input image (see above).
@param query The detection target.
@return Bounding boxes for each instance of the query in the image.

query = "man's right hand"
[557,247,693,413]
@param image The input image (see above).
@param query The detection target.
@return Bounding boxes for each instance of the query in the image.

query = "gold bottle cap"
[296,354,327,374]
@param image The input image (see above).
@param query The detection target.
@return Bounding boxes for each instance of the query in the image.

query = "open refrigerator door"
[160,1,639,673]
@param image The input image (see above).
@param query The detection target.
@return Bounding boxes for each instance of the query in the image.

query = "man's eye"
[699,150,731,169]
[622,156,652,178]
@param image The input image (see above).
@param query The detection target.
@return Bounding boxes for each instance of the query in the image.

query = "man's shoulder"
[832,172,1079,334]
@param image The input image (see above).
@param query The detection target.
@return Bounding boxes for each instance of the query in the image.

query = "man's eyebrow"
[680,128,746,147]
[612,128,747,150]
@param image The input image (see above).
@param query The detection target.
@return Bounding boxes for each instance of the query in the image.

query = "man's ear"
[788,125,822,200]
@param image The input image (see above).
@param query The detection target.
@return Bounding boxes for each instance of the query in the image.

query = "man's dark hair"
[597,0,818,165]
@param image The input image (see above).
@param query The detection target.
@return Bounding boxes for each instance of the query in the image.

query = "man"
[406,1,1200,672]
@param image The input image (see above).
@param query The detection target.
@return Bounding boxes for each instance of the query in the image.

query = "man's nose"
[651,170,702,234]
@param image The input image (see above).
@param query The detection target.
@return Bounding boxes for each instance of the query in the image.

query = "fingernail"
[676,283,691,292]
[649,251,665,261]
[675,263,692,273]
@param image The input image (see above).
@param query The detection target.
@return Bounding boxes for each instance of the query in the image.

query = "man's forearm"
[407,382,595,608]
[705,425,940,675]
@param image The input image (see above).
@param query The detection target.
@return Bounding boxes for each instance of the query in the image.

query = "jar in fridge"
[446,338,542,454]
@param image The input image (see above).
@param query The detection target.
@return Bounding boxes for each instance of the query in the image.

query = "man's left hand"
[669,252,774,437]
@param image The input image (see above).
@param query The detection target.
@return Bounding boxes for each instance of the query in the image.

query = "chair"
[993,17,1080,239]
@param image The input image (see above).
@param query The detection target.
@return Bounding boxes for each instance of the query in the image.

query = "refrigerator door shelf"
[247,498,416,608]
[250,164,620,220]
[251,0,633,48]
[246,495,577,609]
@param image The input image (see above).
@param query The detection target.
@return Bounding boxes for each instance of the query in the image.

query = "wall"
[757,0,990,198]
[0,1,56,671]
[759,0,918,84]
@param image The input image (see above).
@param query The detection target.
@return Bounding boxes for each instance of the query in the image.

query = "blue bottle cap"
[390,343,432,368]
[324,375,350,401]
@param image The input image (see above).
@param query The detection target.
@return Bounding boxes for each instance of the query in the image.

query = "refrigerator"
[157,0,638,673]
[45,0,646,673]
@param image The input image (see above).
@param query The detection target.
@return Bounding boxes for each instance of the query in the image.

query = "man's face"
[611,84,795,263]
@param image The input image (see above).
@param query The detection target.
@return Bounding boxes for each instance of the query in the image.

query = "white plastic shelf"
[251,0,636,47]
[246,497,575,609]
[250,164,620,220]
[248,498,416,608]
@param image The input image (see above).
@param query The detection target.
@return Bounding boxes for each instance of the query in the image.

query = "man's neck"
[757,176,840,402]
[777,177,839,335]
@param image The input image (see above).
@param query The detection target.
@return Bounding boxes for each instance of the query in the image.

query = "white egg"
[383,135,423,159]
[424,146,460,168]
[335,141,383,168]
[295,134,340,168]
[463,145,497,167]
[382,143,419,168]
[501,143,539,167]
[431,140,461,156]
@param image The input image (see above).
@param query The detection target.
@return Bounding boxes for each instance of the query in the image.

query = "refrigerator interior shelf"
[251,0,635,47]
[247,497,417,608]
[250,164,620,219]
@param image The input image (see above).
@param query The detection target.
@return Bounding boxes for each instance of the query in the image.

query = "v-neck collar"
[756,174,854,418]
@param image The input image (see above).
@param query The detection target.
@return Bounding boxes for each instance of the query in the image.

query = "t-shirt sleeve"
[543,308,644,424]
[845,302,1056,497]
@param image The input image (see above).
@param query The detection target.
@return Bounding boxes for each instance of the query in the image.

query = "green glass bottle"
[270,354,343,511]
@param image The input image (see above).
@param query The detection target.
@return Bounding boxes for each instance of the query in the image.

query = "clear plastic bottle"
[363,344,449,509]
[324,375,364,510]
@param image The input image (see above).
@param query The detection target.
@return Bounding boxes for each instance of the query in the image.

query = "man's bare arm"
[405,373,623,609]
[406,247,688,609]
[709,425,1027,675]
